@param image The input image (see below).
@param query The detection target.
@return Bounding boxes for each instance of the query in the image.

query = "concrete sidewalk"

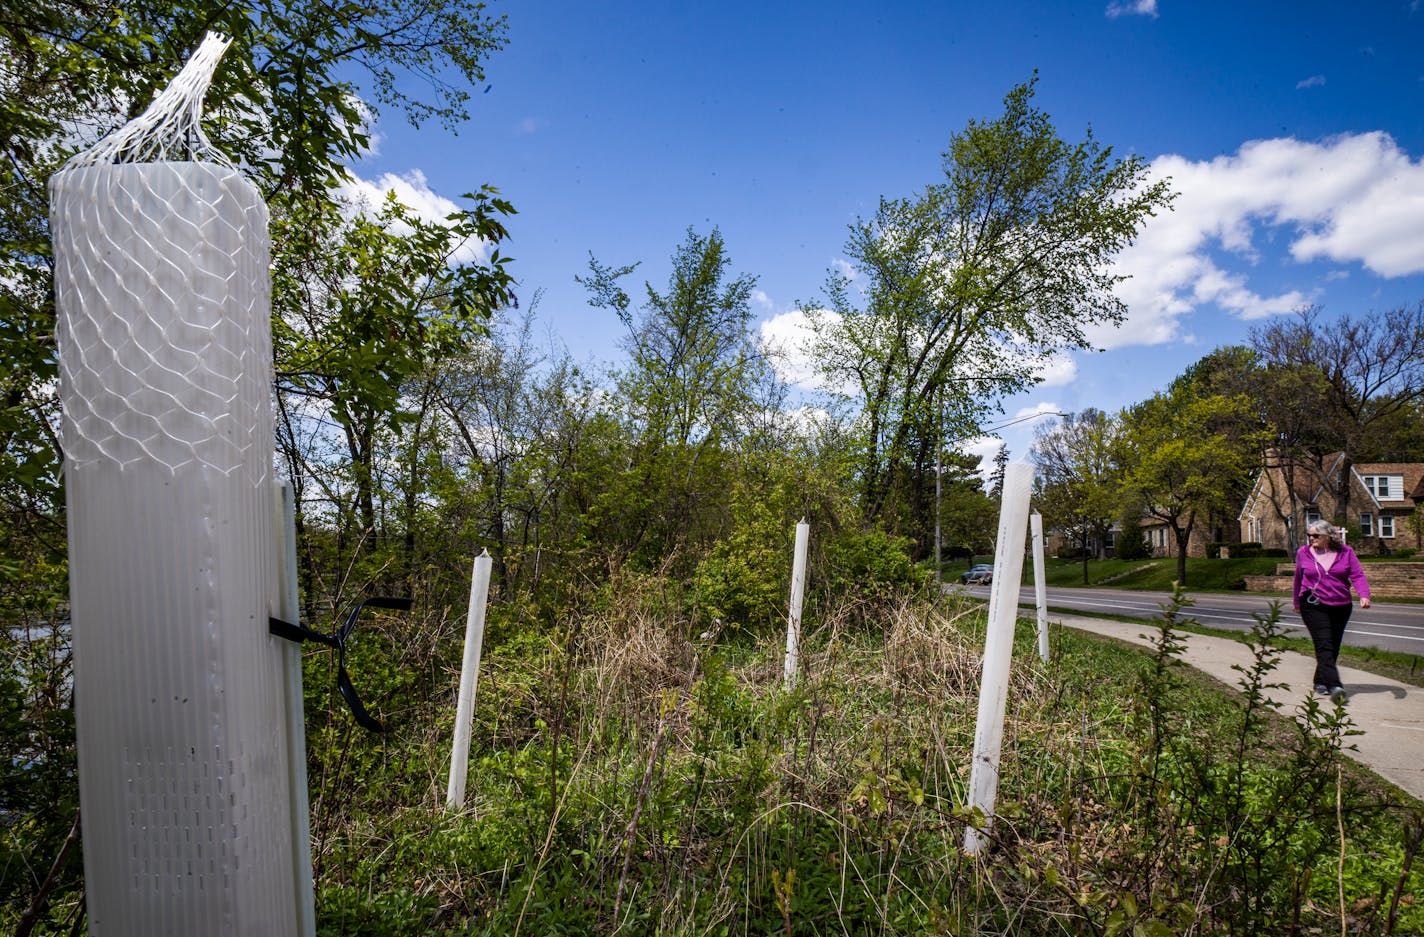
[1054,613,1424,802]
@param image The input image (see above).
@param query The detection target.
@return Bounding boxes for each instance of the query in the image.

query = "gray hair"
[1306,519,1340,548]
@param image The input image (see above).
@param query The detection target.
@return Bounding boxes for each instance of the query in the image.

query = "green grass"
[13,581,1423,936]
[1028,555,1281,591]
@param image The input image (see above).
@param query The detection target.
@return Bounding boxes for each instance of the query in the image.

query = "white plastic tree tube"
[49,34,301,935]
[447,550,493,808]
[1030,512,1050,663]
[965,463,1034,855]
[783,519,810,689]
[274,481,316,937]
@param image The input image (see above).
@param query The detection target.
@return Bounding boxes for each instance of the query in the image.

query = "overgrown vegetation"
[19,575,1422,935]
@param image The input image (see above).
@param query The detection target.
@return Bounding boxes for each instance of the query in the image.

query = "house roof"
[1239,452,1334,519]
[1240,453,1424,518]
[1354,462,1424,505]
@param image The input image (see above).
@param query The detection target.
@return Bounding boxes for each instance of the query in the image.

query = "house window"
[1380,515,1395,538]
[1305,509,1321,525]
[1362,475,1404,500]
[1360,513,1373,536]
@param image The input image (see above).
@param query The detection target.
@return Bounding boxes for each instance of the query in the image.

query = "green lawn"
[1034,555,1281,590]
[942,555,1291,592]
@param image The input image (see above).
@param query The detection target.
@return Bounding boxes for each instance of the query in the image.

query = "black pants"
[1300,601,1352,689]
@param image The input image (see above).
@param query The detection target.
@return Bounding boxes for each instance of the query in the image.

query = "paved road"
[950,583,1424,656]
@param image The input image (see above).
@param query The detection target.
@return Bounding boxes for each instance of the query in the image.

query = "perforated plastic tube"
[50,159,298,934]
[782,519,810,689]
[964,462,1033,855]
[447,550,492,809]
[1031,512,1050,663]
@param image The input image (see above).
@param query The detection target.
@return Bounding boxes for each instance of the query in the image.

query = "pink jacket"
[1292,543,1371,607]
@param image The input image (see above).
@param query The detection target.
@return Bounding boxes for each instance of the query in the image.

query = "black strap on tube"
[269,596,412,733]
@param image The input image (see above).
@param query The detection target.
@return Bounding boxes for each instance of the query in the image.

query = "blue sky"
[349,0,1424,467]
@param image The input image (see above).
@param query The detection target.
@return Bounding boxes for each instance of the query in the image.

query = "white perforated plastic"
[49,34,301,936]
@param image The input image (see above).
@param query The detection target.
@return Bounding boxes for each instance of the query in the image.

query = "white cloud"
[956,435,1004,475]
[337,168,493,266]
[831,257,859,282]
[1037,353,1078,387]
[759,308,841,391]
[751,289,775,312]
[1106,0,1158,19]
[1295,75,1326,90]
[1102,131,1424,348]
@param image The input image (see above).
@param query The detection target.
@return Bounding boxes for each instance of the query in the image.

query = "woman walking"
[1292,519,1372,703]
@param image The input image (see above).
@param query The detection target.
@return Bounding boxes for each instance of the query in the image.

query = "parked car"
[960,564,993,585]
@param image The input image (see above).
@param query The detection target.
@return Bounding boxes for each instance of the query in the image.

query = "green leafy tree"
[1119,389,1266,586]
[272,190,514,544]
[806,76,1172,539]
[937,451,995,562]
[581,227,761,450]
[1031,408,1123,583]
[0,4,512,928]
[1182,345,1330,553]
[427,302,606,604]
[578,227,775,567]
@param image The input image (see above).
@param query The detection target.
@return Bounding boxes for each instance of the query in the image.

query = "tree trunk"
[1174,522,1191,586]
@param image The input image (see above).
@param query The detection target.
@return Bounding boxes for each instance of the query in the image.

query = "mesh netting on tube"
[67,32,234,169]
[48,33,300,936]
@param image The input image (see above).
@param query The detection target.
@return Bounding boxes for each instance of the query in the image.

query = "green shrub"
[822,527,925,605]
[1115,526,1152,560]
[690,514,791,632]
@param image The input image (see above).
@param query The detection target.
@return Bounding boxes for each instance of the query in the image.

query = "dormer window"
[1361,474,1404,500]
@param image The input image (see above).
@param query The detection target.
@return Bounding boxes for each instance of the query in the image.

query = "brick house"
[1139,517,1227,559]
[1238,452,1424,555]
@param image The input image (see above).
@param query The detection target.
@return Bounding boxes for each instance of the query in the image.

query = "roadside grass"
[284,585,1423,937]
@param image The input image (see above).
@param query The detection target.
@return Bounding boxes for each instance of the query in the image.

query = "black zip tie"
[270,596,412,733]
